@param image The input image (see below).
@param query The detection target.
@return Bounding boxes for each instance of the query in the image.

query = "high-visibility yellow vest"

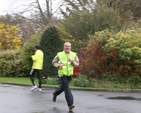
[57,51,76,76]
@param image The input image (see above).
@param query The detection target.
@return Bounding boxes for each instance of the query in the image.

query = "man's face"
[64,43,71,53]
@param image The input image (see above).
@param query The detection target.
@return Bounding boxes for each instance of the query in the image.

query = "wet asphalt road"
[0,84,141,113]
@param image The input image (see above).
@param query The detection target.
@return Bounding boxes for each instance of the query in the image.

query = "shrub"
[104,29,141,78]
[39,26,64,78]
[0,50,27,77]
[80,28,141,80]
[79,38,107,78]
[73,74,89,87]
[45,76,60,85]
[20,32,41,71]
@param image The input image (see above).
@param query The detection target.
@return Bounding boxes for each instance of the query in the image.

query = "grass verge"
[0,77,32,85]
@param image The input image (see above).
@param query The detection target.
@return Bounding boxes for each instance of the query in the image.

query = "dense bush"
[39,26,64,78]
[0,50,27,77]
[103,29,141,79]
[20,32,41,71]
[79,38,107,79]
[73,74,90,87]
[79,28,141,82]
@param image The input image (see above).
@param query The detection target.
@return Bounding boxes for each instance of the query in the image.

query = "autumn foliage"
[0,22,22,50]
[79,28,141,81]
[79,39,107,79]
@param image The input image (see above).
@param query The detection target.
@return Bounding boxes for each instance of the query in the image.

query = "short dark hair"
[35,44,40,49]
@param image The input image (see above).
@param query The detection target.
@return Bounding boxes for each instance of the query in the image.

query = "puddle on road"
[107,96,141,101]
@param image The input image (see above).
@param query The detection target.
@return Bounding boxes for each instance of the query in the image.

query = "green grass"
[1,77,141,89]
[0,77,32,84]
[0,77,59,86]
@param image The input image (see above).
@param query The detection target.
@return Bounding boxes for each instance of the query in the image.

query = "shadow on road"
[107,96,141,101]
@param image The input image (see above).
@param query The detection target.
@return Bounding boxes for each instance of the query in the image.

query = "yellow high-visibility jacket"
[31,50,44,70]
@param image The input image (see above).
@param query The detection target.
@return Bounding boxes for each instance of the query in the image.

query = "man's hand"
[69,58,74,63]
[58,64,63,68]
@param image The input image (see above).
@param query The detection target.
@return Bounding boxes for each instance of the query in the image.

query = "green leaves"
[104,29,141,61]
[39,26,64,78]
[80,27,141,79]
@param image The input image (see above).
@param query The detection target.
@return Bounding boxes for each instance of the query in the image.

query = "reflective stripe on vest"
[57,51,76,76]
